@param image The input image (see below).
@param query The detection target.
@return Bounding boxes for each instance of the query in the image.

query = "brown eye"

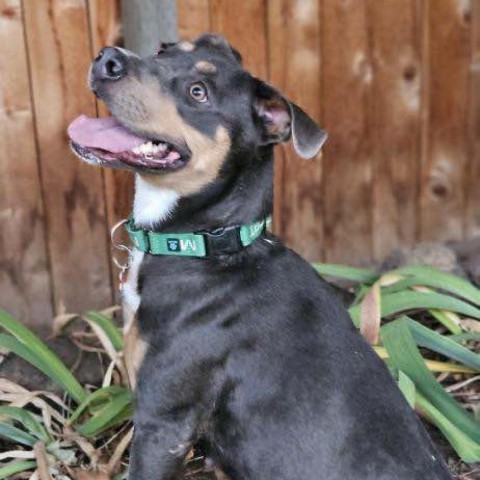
[189,83,207,103]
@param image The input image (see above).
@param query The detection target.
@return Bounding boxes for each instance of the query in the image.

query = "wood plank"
[0,0,53,327]
[369,0,422,260]
[87,0,133,295]
[419,0,472,242]
[177,0,210,40]
[467,0,480,237]
[210,0,267,78]
[322,0,373,265]
[267,0,323,261]
[23,0,113,314]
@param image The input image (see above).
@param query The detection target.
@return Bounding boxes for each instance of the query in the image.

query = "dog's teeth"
[139,143,150,154]
[133,141,168,156]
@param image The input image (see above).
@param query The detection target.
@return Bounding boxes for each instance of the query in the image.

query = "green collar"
[125,216,271,257]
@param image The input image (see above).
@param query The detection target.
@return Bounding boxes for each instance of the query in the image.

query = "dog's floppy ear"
[254,80,327,159]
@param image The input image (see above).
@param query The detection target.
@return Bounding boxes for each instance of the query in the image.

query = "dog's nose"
[92,47,127,81]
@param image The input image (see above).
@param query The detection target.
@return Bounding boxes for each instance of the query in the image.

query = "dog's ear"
[253,80,327,159]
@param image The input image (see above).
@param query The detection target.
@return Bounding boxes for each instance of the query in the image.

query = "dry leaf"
[460,319,480,333]
[72,470,111,480]
[360,283,381,345]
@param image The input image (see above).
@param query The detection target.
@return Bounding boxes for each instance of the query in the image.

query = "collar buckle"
[201,225,243,255]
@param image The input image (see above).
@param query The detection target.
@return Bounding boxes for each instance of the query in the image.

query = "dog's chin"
[70,141,189,172]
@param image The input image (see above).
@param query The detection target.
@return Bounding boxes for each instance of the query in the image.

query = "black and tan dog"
[68,34,451,480]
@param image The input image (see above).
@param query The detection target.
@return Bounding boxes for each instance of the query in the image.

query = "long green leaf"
[0,406,50,442]
[448,332,480,343]
[86,311,124,351]
[381,317,480,444]
[405,318,480,372]
[416,392,480,462]
[0,423,37,447]
[349,291,480,326]
[69,386,128,424]
[0,460,37,479]
[0,334,86,405]
[429,310,462,334]
[398,371,415,408]
[390,266,480,305]
[312,264,378,284]
[0,310,87,403]
[75,391,133,437]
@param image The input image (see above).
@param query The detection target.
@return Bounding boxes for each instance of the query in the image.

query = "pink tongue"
[68,115,146,153]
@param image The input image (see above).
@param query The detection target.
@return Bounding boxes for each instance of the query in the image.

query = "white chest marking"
[133,174,180,229]
[122,175,180,315]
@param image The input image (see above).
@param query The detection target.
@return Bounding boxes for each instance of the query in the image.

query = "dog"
[68,34,452,480]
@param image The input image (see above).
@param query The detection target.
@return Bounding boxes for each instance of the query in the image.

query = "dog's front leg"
[127,405,197,480]
[126,351,205,480]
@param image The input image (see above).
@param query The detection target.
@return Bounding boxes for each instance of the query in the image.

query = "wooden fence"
[1,0,480,328]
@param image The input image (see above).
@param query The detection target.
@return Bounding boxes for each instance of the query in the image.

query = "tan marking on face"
[195,61,217,74]
[108,77,231,196]
[178,40,195,52]
[140,126,230,195]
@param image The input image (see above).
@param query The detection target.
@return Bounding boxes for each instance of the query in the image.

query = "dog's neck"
[132,147,274,232]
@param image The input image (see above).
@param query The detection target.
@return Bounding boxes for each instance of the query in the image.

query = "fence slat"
[267,0,323,261]
[419,0,472,242]
[0,0,53,326]
[467,1,480,237]
[210,0,267,78]
[23,0,113,315]
[89,0,133,235]
[322,0,373,265]
[178,0,210,39]
[370,0,422,260]
[87,0,129,297]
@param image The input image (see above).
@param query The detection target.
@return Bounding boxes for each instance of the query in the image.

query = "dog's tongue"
[68,115,146,153]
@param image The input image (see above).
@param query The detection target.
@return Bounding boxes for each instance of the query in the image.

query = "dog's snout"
[92,47,127,81]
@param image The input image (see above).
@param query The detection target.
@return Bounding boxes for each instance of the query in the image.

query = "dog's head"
[68,34,327,196]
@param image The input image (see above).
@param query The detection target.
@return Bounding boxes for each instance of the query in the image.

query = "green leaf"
[0,423,37,447]
[416,392,480,462]
[349,291,480,326]
[75,390,133,437]
[0,460,37,479]
[381,277,420,294]
[69,386,128,424]
[0,309,87,403]
[312,263,378,284]
[389,266,480,305]
[398,371,415,408]
[0,406,51,442]
[429,310,462,334]
[86,311,124,351]
[381,318,480,444]
[405,318,480,372]
[448,332,480,343]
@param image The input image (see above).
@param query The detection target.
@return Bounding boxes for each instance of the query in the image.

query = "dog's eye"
[189,83,208,103]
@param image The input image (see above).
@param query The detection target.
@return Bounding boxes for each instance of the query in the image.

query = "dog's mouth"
[67,115,189,171]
